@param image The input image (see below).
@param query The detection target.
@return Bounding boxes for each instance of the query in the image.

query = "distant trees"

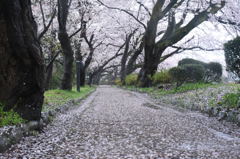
[224,37,240,80]
[0,0,44,121]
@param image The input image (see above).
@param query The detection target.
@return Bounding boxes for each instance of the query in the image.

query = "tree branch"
[96,0,147,29]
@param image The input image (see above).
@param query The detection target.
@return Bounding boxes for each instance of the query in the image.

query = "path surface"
[1,86,240,159]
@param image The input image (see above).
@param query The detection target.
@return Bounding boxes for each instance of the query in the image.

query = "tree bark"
[0,0,44,121]
[58,0,74,90]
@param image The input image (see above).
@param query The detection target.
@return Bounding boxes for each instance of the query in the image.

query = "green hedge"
[169,64,205,86]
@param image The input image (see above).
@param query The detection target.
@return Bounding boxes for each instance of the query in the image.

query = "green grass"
[124,83,223,96]
[0,105,26,127]
[43,86,95,112]
[221,90,240,108]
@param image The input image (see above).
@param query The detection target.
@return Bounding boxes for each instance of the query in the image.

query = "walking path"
[1,86,240,159]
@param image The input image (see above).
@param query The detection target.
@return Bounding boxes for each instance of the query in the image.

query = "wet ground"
[1,86,240,159]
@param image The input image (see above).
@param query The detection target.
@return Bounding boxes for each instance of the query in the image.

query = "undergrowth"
[0,104,26,127]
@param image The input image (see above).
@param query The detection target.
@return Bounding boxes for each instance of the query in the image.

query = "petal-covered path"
[1,86,240,159]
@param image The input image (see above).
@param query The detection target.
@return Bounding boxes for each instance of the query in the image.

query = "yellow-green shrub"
[114,78,122,86]
[153,70,172,85]
[125,74,138,86]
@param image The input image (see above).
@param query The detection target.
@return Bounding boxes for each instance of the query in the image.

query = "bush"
[178,58,222,83]
[114,78,122,86]
[153,70,172,85]
[205,62,223,82]
[224,36,240,80]
[0,104,25,127]
[178,58,206,67]
[169,67,186,86]
[125,74,138,86]
[169,64,204,86]
[182,64,205,82]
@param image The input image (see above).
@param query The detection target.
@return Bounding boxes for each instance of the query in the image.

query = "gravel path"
[1,86,240,159]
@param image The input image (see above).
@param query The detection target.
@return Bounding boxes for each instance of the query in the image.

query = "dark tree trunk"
[120,35,131,84]
[0,0,44,121]
[45,61,54,90]
[138,56,159,87]
[58,0,74,90]
[80,69,85,86]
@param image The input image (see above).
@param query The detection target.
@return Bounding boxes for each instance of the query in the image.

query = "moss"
[0,104,26,127]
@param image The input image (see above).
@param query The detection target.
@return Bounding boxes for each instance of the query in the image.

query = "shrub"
[153,70,172,85]
[182,64,205,82]
[125,74,138,86]
[114,78,122,86]
[169,64,204,87]
[178,58,206,67]
[0,103,25,127]
[178,58,222,83]
[205,62,223,82]
[169,67,186,86]
[224,36,240,80]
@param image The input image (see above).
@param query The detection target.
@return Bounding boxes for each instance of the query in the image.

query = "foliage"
[178,58,222,83]
[114,78,122,86]
[169,64,204,86]
[0,104,26,127]
[125,74,138,86]
[169,67,186,86]
[221,90,240,108]
[43,86,95,112]
[48,62,64,89]
[178,58,206,67]
[125,83,216,96]
[152,70,172,85]
[205,62,223,82]
[224,36,240,79]
[182,64,205,82]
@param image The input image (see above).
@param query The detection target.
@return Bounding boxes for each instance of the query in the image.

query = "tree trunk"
[0,0,44,121]
[58,0,74,90]
[80,69,86,86]
[138,54,159,87]
[45,61,54,90]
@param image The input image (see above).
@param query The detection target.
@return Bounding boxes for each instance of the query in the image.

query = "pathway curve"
[1,86,240,159]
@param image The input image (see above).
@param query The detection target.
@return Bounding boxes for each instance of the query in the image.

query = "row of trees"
[0,0,239,121]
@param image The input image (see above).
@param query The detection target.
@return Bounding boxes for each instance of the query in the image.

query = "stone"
[26,121,40,131]
[218,111,227,121]
[0,134,10,153]
[237,114,240,126]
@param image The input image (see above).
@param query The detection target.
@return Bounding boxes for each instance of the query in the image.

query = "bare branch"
[38,5,57,41]
[46,50,61,71]
[69,26,83,39]
[96,0,147,29]
[135,0,151,17]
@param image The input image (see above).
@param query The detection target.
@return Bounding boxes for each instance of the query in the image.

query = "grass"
[124,83,223,96]
[221,90,240,108]
[43,85,95,112]
[0,104,26,128]
[0,86,95,127]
